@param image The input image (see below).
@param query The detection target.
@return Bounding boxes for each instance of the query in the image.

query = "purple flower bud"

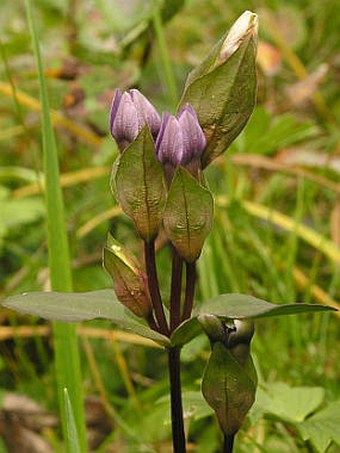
[110,89,161,150]
[155,104,206,168]
[156,113,184,167]
[177,104,206,165]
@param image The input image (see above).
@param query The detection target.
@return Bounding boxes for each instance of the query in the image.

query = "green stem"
[168,348,186,453]
[223,434,235,453]
[144,240,169,336]
[26,1,87,450]
[181,262,196,322]
[170,247,183,332]
[151,0,178,111]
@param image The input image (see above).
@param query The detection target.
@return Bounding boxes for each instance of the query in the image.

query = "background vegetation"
[0,0,339,451]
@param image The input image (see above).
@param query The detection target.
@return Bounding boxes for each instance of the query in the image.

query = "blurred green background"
[0,0,339,452]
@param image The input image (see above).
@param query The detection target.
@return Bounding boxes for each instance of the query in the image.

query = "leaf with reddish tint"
[103,234,151,318]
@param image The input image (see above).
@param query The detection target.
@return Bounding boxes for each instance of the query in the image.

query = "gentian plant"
[3,10,336,453]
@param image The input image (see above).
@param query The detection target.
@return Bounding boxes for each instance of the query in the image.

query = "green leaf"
[170,317,203,347]
[298,400,340,453]
[179,12,258,167]
[2,290,170,347]
[202,342,257,435]
[113,127,166,241]
[198,293,336,319]
[250,382,325,424]
[103,234,152,318]
[163,167,214,262]
[0,196,45,229]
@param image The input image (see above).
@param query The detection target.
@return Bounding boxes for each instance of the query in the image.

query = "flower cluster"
[110,89,206,169]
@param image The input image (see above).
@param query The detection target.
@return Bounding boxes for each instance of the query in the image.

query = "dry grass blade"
[217,196,340,264]
[0,81,103,147]
[230,154,340,194]
[0,325,161,347]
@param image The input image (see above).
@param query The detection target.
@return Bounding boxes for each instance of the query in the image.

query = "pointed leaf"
[163,167,214,262]
[202,342,256,435]
[170,317,203,347]
[112,127,166,241]
[2,290,170,346]
[198,293,336,319]
[103,234,151,318]
[179,12,258,167]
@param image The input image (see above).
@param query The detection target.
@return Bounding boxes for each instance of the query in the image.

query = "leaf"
[2,290,170,347]
[298,400,340,453]
[157,390,214,422]
[103,234,152,318]
[250,382,325,424]
[198,293,336,319]
[163,167,214,262]
[113,127,166,241]
[170,317,203,347]
[0,196,45,229]
[202,342,257,435]
[179,12,258,167]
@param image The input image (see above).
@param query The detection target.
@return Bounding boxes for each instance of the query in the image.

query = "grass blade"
[25,0,87,450]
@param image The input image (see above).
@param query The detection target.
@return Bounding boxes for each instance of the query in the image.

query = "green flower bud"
[179,10,258,167]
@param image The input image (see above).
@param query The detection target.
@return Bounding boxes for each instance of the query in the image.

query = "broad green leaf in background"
[298,400,340,453]
[113,127,166,241]
[0,190,44,230]
[2,290,170,347]
[232,107,320,155]
[163,167,214,262]
[250,382,325,424]
[198,294,336,319]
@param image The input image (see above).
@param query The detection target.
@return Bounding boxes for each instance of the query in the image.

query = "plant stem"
[181,262,196,322]
[223,434,235,453]
[170,247,183,332]
[144,240,169,336]
[168,347,186,453]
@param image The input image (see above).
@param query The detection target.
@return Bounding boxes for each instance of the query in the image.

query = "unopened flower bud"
[177,104,206,165]
[218,11,258,64]
[110,89,161,151]
[155,104,206,171]
[179,10,258,167]
[156,112,184,167]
